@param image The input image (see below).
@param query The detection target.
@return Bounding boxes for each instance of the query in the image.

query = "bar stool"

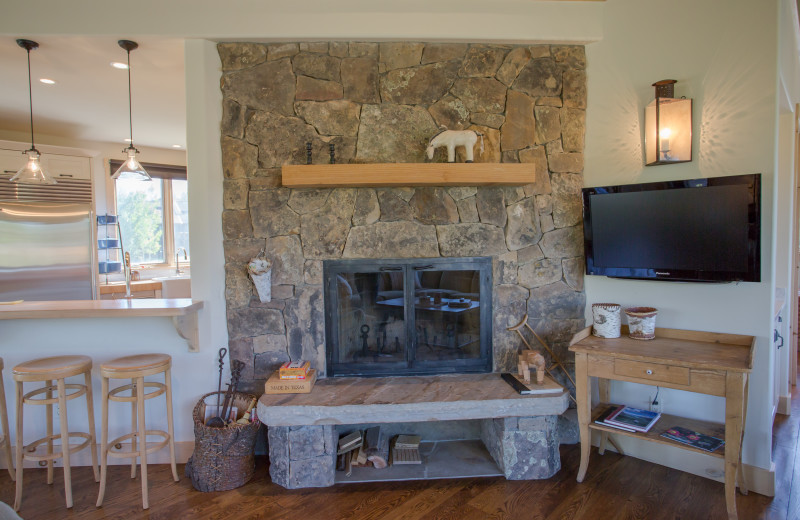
[96,353,178,510]
[0,359,14,481]
[12,355,99,511]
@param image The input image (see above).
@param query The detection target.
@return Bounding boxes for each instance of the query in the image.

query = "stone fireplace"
[219,41,587,393]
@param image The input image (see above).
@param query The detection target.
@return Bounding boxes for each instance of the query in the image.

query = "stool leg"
[13,381,23,512]
[56,378,73,509]
[96,376,109,508]
[84,370,99,482]
[45,380,53,485]
[165,367,179,482]
[135,377,149,509]
[130,378,137,479]
[0,372,15,481]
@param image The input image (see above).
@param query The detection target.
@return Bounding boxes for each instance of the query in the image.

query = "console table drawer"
[614,359,690,385]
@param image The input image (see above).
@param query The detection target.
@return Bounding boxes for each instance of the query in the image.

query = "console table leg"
[575,353,590,483]
[597,378,610,455]
[724,371,746,520]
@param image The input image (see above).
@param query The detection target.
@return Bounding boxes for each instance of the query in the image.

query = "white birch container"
[247,257,273,303]
[624,306,658,340]
[591,303,621,338]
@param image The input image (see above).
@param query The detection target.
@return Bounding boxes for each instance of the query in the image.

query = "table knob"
[646,369,653,375]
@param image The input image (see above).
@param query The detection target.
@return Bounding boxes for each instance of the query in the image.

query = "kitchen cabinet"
[0,148,91,180]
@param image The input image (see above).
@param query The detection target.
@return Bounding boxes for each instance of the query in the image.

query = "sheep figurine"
[426,129,485,163]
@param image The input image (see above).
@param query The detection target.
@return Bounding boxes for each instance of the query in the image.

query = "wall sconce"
[645,79,692,166]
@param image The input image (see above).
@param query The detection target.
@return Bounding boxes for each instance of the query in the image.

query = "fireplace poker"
[206,348,228,428]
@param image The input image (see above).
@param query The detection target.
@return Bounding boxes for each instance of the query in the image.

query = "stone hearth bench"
[257,373,569,489]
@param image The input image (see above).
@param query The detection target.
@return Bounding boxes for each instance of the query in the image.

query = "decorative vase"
[591,303,621,338]
[624,307,658,340]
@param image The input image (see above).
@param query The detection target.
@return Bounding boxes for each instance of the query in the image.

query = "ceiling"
[0,36,186,151]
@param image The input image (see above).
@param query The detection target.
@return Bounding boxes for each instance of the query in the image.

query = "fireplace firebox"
[323,257,492,377]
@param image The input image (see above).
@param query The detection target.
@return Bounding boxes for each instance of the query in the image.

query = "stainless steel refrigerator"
[0,175,95,301]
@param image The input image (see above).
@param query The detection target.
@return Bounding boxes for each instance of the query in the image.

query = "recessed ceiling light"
[172,144,182,148]
[111,61,128,69]
[39,78,56,85]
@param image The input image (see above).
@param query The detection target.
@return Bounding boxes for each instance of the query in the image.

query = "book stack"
[264,360,316,394]
[279,360,311,379]
[661,426,725,452]
[595,405,661,433]
[391,434,422,465]
[336,430,364,476]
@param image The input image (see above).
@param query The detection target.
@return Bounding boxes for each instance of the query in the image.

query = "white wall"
[584,0,781,484]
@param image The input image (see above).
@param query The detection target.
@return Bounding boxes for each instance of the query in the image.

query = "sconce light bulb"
[659,128,672,139]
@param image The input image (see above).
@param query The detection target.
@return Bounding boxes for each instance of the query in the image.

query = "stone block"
[267,43,299,61]
[356,104,438,163]
[471,112,505,129]
[349,42,379,58]
[227,307,286,339]
[223,179,249,210]
[436,223,507,257]
[496,47,532,87]
[288,426,327,460]
[513,58,561,98]
[341,57,379,103]
[343,222,439,258]
[506,198,541,251]
[557,409,580,445]
[299,42,329,54]
[480,415,560,480]
[296,76,343,101]
[222,210,252,239]
[451,77,507,114]
[221,58,295,116]
[379,42,424,71]
[287,189,331,215]
[476,188,506,227]
[410,188,459,225]
[551,172,583,228]
[253,334,288,355]
[518,259,562,289]
[293,53,340,81]
[218,43,267,71]
[501,90,535,151]
[562,69,587,109]
[421,43,468,64]
[352,189,380,227]
[295,100,360,136]
[429,95,471,130]
[381,62,460,105]
[329,42,349,58]
[460,45,507,77]
[535,106,561,145]
[221,137,258,179]
[221,99,247,139]
[300,189,356,258]
[552,45,586,69]
[457,197,479,223]
[540,226,583,259]
[304,260,323,285]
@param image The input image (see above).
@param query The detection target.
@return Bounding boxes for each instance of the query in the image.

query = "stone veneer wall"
[219,42,587,392]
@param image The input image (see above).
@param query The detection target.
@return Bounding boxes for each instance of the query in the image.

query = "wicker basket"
[184,391,259,492]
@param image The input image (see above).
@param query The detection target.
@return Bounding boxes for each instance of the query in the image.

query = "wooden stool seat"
[96,353,178,510]
[100,354,170,378]
[13,355,98,511]
[13,355,91,381]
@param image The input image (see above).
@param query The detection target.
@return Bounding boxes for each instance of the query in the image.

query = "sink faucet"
[176,247,188,275]
[124,252,132,298]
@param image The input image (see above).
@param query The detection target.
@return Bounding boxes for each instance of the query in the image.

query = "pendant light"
[11,39,56,185]
[112,40,151,181]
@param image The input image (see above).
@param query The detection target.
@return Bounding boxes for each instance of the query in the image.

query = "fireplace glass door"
[324,257,492,377]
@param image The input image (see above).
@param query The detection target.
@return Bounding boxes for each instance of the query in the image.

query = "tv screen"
[582,174,761,283]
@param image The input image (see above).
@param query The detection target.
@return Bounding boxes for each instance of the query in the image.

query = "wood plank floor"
[2,381,799,520]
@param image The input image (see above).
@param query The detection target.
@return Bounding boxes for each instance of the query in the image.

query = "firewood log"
[364,426,389,469]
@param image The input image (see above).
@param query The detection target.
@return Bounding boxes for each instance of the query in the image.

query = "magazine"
[661,426,725,452]
[604,406,661,432]
[594,405,636,432]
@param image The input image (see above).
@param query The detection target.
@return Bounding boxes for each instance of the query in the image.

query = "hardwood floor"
[2,382,799,520]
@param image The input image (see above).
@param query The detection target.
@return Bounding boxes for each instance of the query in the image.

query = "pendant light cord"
[25,47,35,152]
[126,48,134,149]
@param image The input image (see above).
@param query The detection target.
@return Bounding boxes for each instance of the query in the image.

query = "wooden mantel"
[0,299,204,352]
[281,163,535,188]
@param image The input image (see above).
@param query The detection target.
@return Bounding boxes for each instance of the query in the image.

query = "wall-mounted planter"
[281,163,535,188]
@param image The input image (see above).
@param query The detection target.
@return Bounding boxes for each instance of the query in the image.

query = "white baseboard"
[591,431,775,497]
[778,394,792,415]
[0,441,195,470]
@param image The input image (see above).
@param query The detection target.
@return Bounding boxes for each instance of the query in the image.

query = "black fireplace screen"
[323,257,492,377]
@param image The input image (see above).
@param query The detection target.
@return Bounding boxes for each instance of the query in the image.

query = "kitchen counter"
[0,299,203,351]
[98,280,162,295]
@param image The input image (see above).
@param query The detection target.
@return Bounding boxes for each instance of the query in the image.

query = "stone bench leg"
[480,416,560,480]
[268,425,337,489]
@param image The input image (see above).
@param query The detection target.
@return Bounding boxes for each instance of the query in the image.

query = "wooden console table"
[569,326,754,520]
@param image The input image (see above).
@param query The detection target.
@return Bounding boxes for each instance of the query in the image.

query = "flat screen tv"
[582,173,761,283]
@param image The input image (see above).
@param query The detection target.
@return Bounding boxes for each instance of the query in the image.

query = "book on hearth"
[279,360,310,379]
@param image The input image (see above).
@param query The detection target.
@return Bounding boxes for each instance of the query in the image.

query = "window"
[111,161,189,266]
